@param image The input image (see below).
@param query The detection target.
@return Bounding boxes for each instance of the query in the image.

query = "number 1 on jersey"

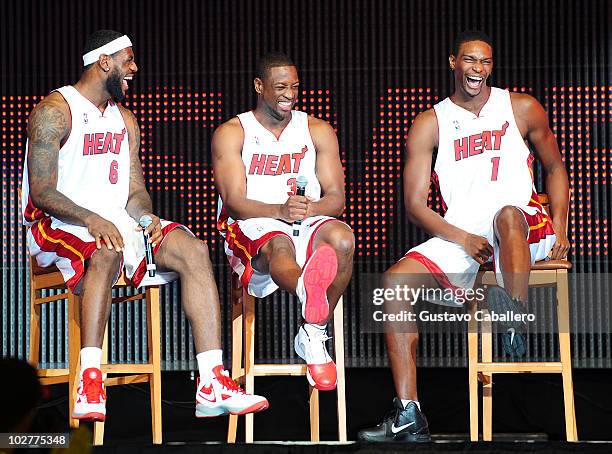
[490,156,500,181]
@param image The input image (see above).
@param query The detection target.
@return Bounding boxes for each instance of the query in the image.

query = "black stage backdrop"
[1,0,610,369]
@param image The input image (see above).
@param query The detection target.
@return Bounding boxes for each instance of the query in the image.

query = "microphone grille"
[296,175,308,188]
[139,215,153,228]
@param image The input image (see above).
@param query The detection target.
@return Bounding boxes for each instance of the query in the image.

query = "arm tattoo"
[27,103,95,226]
[124,110,153,219]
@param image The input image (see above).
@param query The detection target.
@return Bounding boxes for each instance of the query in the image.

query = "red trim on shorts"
[225,221,291,289]
[430,171,447,214]
[305,218,342,261]
[517,207,555,244]
[518,190,555,244]
[217,206,230,234]
[403,251,461,291]
[23,195,44,223]
[130,222,183,287]
[30,217,97,291]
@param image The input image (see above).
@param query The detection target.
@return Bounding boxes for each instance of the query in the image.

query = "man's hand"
[550,221,571,260]
[135,213,163,247]
[86,214,124,251]
[278,196,309,222]
[461,233,494,265]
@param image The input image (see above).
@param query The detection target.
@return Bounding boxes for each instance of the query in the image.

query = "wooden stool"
[467,194,577,441]
[28,257,163,445]
[227,273,347,442]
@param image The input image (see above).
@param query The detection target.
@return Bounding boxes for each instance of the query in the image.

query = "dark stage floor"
[31,367,612,449]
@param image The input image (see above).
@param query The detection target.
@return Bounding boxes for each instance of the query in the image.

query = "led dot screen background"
[1,0,610,367]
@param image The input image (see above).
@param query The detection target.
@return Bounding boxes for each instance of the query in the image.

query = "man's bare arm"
[308,117,345,217]
[27,96,95,226]
[404,109,492,263]
[212,119,293,221]
[512,93,570,259]
[121,107,153,221]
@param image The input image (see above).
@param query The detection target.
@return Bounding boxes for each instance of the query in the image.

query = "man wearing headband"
[22,29,268,424]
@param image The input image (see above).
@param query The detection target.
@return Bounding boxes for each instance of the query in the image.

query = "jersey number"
[490,157,500,181]
[109,160,119,184]
[287,177,296,196]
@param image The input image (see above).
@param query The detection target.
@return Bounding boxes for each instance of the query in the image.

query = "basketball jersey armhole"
[235,114,248,158]
[50,88,73,149]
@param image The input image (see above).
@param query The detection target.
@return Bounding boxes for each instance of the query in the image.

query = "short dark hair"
[255,52,296,80]
[83,29,125,69]
[452,30,493,56]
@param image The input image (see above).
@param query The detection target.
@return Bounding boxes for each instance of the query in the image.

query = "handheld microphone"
[293,176,308,236]
[139,215,157,277]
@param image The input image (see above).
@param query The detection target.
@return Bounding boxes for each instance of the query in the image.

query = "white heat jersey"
[22,85,130,225]
[433,87,537,236]
[217,110,321,232]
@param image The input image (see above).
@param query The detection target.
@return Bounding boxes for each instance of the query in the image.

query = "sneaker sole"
[195,400,269,418]
[72,412,106,422]
[302,245,337,324]
[358,432,431,443]
[229,399,270,415]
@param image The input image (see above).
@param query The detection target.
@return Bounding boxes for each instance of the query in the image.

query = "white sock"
[79,347,102,376]
[401,398,421,411]
[196,349,223,383]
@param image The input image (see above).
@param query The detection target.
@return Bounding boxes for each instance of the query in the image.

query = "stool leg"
[147,286,163,444]
[227,280,244,443]
[333,297,347,442]
[243,290,256,443]
[28,269,41,368]
[467,300,479,441]
[557,270,577,441]
[481,311,493,441]
[309,386,320,442]
[68,293,81,430]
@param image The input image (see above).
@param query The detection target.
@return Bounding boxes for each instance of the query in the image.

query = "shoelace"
[380,408,400,427]
[216,370,245,394]
[82,374,106,403]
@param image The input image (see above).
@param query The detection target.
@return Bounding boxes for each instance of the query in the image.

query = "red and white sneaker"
[294,323,337,391]
[195,365,269,418]
[72,367,106,421]
[297,244,338,325]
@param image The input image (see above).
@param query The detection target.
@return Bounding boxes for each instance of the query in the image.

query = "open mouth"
[278,100,294,111]
[122,75,133,91]
[465,75,484,90]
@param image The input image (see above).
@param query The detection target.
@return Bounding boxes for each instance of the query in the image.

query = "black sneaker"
[486,286,528,357]
[357,398,431,442]
[502,327,527,357]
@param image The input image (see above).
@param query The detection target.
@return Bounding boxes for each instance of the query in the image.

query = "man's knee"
[495,205,527,235]
[262,235,295,258]
[87,248,122,279]
[176,237,212,268]
[323,225,355,258]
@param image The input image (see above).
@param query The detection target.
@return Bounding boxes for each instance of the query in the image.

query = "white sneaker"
[294,324,337,391]
[72,367,106,421]
[195,365,269,418]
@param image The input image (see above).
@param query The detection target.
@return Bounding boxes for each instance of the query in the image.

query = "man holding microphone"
[213,52,354,390]
[22,30,268,422]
